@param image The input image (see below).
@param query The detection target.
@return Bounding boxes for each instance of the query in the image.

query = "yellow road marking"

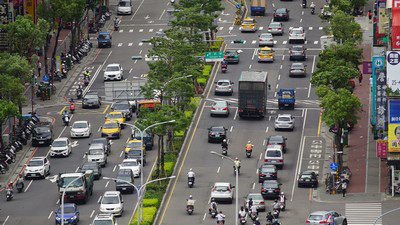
[103,105,110,114]
[58,106,67,115]
[317,110,322,136]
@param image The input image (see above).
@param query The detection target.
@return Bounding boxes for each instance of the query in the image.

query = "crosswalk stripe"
[319,27,323,30]
[252,40,257,44]
[304,41,308,44]
[345,203,382,225]
[282,41,287,44]
[119,30,123,33]
[139,29,143,32]
[149,29,153,32]
[309,27,313,30]
[138,42,143,46]
[128,43,133,46]
[274,41,277,44]
[118,43,123,47]
[129,29,133,32]
[219,27,224,30]
[259,26,263,30]
[159,28,163,32]
[314,41,319,44]
[229,26,234,30]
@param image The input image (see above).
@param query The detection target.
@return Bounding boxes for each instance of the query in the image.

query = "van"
[97,32,112,48]
[116,169,135,194]
[117,0,132,15]
[264,145,284,169]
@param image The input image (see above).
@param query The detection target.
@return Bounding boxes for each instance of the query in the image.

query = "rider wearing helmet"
[272,199,281,211]
[266,211,274,223]
[209,197,218,213]
[187,168,195,183]
[187,195,195,209]
[216,211,226,224]
[234,157,241,174]
[221,139,228,149]
[245,141,253,151]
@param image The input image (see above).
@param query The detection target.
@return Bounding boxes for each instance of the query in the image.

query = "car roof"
[93,138,107,142]
[214,182,230,186]
[266,145,283,150]
[292,62,304,66]
[263,180,279,184]
[30,157,46,161]
[302,171,316,174]
[73,121,88,124]
[104,121,118,125]
[261,164,276,168]
[213,100,228,104]
[104,191,121,196]
[268,135,284,139]
[310,211,330,215]
[54,137,68,141]
[244,18,255,21]
[210,126,225,129]
[259,47,273,51]
[107,63,120,67]
[217,79,231,83]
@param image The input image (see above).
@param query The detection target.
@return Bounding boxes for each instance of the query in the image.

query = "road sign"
[205,51,224,62]
[330,162,338,171]
[43,74,50,82]
[236,4,240,9]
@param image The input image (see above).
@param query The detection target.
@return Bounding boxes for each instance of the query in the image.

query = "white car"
[100,191,124,216]
[117,0,132,15]
[264,145,284,169]
[49,138,72,157]
[210,182,234,203]
[70,121,91,138]
[24,157,50,179]
[92,213,118,225]
[104,64,124,81]
[274,114,295,131]
[86,144,107,167]
[119,159,141,177]
[288,27,306,43]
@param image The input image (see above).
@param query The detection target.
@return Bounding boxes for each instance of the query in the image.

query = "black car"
[289,45,306,61]
[32,122,53,147]
[224,50,240,64]
[298,171,319,188]
[116,169,135,194]
[289,63,307,77]
[266,135,287,153]
[112,101,133,121]
[132,130,154,150]
[258,164,277,183]
[208,126,227,143]
[79,161,102,180]
[90,137,111,155]
[82,91,101,108]
[273,8,290,21]
[261,180,281,199]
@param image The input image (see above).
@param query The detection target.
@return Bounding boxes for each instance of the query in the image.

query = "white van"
[117,0,132,15]
[264,145,284,169]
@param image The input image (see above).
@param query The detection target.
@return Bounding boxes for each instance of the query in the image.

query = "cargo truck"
[251,0,267,16]
[57,171,94,204]
[238,71,268,118]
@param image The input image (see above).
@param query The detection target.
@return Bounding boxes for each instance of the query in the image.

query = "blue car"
[55,203,80,225]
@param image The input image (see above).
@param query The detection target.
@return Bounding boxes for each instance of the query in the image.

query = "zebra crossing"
[207,97,320,105]
[345,203,382,225]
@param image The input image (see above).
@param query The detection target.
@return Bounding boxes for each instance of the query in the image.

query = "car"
[124,144,146,166]
[104,63,124,81]
[105,112,126,129]
[298,171,319,188]
[79,161,102,180]
[258,47,275,63]
[90,138,111,156]
[258,164,277,183]
[267,22,284,35]
[215,79,234,96]
[101,121,121,139]
[117,0,132,15]
[244,193,265,211]
[224,50,240,64]
[208,126,227,143]
[100,191,124,216]
[265,135,287,152]
[49,137,72,157]
[24,157,50,179]
[274,114,295,131]
[119,159,141,177]
[116,169,135,194]
[210,101,230,117]
[273,8,289,21]
[31,122,53,147]
[86,144,107,167]
[55,203,80,225]
[92,213,118,225]
[289,45,306,61]
[124,140,145,154]
[307,211,347,225]
[288,27,306,44]
[112,101,133,121]
[261,180,281,199]
[241,18,257,32]
[258,33,274,47]
[70,121,91,138]
[131,130,154,150]
[82,91,101,108]
[264,145,284,169]
[289,62,307,77]
[211,182,234,203]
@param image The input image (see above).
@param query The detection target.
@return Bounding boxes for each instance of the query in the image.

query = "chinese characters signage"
[363,61,372,74]
[376,140,388,158]
[387,51,400,92]
[388,99,400,152]
[375,68,387,130]
[393,0,400,49]
[372,56,385,124]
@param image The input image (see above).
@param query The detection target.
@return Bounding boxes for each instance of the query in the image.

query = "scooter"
[63,114,70,126]
[239,215,247,224]
[83,76,90,86]
[273,208,280,218]
[221,65,227,73]
[279,197,286,211]
[249,211,257,221]
[6,190,13,201]
[222,147,227,156]
[302,0,307,8]
[188,177,194,188]
[311,7,315,14]
[114,22,119,31]
[210,208,217,218]
[16,182,24,193]
[245,149,252,158]
[186,205,194,215]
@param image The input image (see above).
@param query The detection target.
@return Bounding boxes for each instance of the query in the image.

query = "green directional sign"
[205,51,224,62]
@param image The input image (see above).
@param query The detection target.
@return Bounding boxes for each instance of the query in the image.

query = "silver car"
[274,114,295,131]
[267,22,283,35]
[215,79,234,95]
[258,33,274,47]
[244,193,265,211]
[289,63,307,77]
[210,101,230,117]
[307,211,347,225]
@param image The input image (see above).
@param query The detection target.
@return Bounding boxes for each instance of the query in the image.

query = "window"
[106,66,120,72]
[267,150,281,157]
[28,160,44,167]
[104,123,118,129]
[52,140,67,147]
[73,122,88,128]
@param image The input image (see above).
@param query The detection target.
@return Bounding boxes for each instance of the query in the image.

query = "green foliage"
[0,53,32,82]
[164,152,178,162]
[184,111,193,118]
[0,100,19,125]
[143,198,159,207]
[330,0,352,14]
[131,207,157,225]
[164,162,175,173]
[0,74,26,107]
[311,65,359,92]
[178,0,224,15]
[197,77,207,86]
[318,42,363,69]
[329,10,362,43]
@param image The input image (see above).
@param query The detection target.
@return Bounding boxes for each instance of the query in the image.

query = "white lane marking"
[97,126,101,132]
[290,109,308,201]
[128,43,133,46]
[272,3,275,7]
[217,166,221,173]
[256,168,259,174]
[130,0,146,20]
[269,116,271,121]
[139,50,143,54]
[230,126,233,132]
[249,64,252,69]
[75,167,79,172]
[259,26,263,30]
[319,27,323,30]
[203,213,207,220]
[274,40,277,44]
[252,40,257,44]
[138,42,143,46]
[276,84,279,90]
[300,19,303,23]
[229,26,234,30]
[129,68,132,74]
[282,41,287,45]
[314,41,318,44]
[97,196,102,203]
[139,29,144,32]
[48,211,53,219]
[105,181,109,188]
[274,92,277,97]
[83,154,86,159]
[83,51,112,96]
[159,9,166,20]
[265,127,269,133]
[263,139,266,146]
[252,183,255,190]
[252,48,257,60]
[305,41,308,44]
[234,108,238,120]
[302,11,304,15]
[3,216,9,225]
[278,74,281,80]
[282,55,285,60]
[56,199,59,205]
[259,153,263,160]
[208,197,211,204]
[149,29,153,32]
[24,180,33,192]
[129,29,133,32]
[120,151,124,157]
[113,165,117,172]
[119,30,123,33]
[280,65,283,70]
[219,27,224,30]
[308,55,316,98]
[309,27,313,30]
[90,210,95,218]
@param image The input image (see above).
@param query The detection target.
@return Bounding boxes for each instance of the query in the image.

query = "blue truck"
[97,32,112,48]
[251,0,266,16]
[277,88,295,109]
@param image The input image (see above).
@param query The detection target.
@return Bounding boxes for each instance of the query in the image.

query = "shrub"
[164,152,178,162]
[174,130,185,137]
[184,111,193,118]
[197,77,207,86]
[131,207,157,225]
[164,162,175,174]
[143,198,159,207]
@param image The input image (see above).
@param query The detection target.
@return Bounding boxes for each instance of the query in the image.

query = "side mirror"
[121,199,124,203]
[103,69,105,72]
[49,145,52,147]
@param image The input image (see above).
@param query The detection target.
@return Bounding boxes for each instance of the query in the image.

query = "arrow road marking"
[71,141,79,148]
[46,175,59,183]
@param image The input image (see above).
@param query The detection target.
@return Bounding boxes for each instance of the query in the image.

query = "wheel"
[342,220,347,225]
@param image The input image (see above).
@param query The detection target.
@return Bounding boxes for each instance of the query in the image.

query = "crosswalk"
[345,203,382,225]
[207,97,320,105]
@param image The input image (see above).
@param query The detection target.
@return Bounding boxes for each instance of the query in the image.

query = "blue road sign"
[330,162,338,171]
[236,4,240,9]
[43,74,50,82]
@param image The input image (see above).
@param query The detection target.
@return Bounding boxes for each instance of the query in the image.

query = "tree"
[330,0,352,14]
[171,6,214,39]
[61,0,86,54]
[0,74,26,118]
[0,100,19,149]
[178,0,224,15]
[329,10,362,43]
[0,53,33,83]
[311,65,359,92]
[318,42,363,69]
[3,15,49,62]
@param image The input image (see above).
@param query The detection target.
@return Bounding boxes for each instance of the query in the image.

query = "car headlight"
[70,215,77,220]
[115,206,122,210]
[47,136,52,139]
[100,206,106,211]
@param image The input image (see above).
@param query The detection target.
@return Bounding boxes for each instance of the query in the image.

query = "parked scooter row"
[89,9,112,33]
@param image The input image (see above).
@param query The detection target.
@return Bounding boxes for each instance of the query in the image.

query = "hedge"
[184,110,193,118]
[131,207,157,225]
[143,198,159,207]
[164,162,175,173]
[174,130,185,137]
[197,77,207,86]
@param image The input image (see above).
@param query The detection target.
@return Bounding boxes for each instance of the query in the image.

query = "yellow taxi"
[125,139,146,153]
[241,18,257,33]
[105,112,126,128]
[258,47,275,63]
[101,121,121,139]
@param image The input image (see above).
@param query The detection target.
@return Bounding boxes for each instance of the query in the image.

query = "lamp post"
[103,176,176,225]
[60,175,84,225]
[373,207,400,225]
[210,151,239,225]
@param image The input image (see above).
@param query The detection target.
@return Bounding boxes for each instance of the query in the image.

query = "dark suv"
[32,122,53,147]
[90,137,111,155]
[116,169,135,194]
[289,45,306,61]
[112,101,133,121]
[82,91,101,108]
[131,130,154,150]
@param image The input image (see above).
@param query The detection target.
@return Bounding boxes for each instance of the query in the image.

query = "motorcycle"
[311,7,315,14]
[245,149,252,158]
[273,208,280,218]
[186,205,194,215]
[6,190,13,201]
[114,22,119,31]
[63,115,70,126]
[210,208,217,218]
[239,215,247,225]
[221,65,227,73]
[69,102,75,114]
[188,177,194,188]
[222,146,228,156]
[16,182,24,193]
[54,70,62,82]
[83,76,90,86]
[76,88,83,99]
[279,197,286,211]
[302,0,307,8]
[249,211,257,221]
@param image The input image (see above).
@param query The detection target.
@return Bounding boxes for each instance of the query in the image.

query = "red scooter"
[70,101,75,114]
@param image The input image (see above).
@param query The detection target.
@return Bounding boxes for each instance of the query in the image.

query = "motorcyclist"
[62,110,69,118]
[16,175,24,192]
[310,2,316,9]
[6,182,14,195]
[250,204,258,215]
[187,168,195,183]
[266,212,274,223]
[272,199,281,212]
[216,211,226,224]
[234,157,241,174]
[186,195,195,210]
[83,70,91,80]
[279,192,286,208]
[238,206,246,218]
[69,98,75,112]
[247,198,253,210]
[302,0,307,7]
[246,141,253,152]
[254,217,261,225]
[114,17,120,26]
[221,59,228,69]
[209,198,218,213]
[221,139,228,149]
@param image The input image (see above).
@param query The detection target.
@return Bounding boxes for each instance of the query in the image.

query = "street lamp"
[60,174,84,225]
[210,151,239,225]
[103,175,176,225]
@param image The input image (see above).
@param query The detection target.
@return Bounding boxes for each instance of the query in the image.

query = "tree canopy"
[329,10,362,43]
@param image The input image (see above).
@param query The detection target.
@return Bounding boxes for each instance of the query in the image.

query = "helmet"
[249,198,252,201]
[86,70,89,73]
[189,195,192,199]
[248,141,251,143]
[223,139,227,143]
[190,168,193,171]
[268,211,272,215]
[281,192,284,195]
[64,110,67,113]
[219,211,223,213]
[235,157,239,160]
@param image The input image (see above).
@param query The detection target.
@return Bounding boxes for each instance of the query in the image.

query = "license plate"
[31,174,37,177]
[215,135,220,137]
[122,188,127,190]
[284,104,289,106]
[39,141,44,144]
[271,160,276,163]
[306,179,310,181]
[70,196,75,198]
[268,190,273,193]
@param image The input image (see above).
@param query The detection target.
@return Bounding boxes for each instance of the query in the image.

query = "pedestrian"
[358,73,363,85]
[37,62,42,77]
[342,182,347,197]
[368,10,372,22]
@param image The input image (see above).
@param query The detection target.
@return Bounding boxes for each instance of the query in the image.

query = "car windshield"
[309,214,324,220]
[89,149,103,155]
[217,81,230,86]
[260,34,272,38]
[267,150,281,157]
[61,177,83,187]
[123,161,138,166]
[276,8,286,13]
[225,51,236,55]
[264,182,279,188]
[34,127,50,134]
[106,66,120,72]
[52,140,67,147]
[28,160,43,167]
[104,123,118,129]
[243,20,254,24]
[247,194,263,200]
[292,64,304,69]
[128,150,141,156]
[215,186,229,192]
[262,167,275,172]
[277,117,291,121]
[213,102,227,107]
[291,29,302,34]
[301,174,313,179]
[108,113,123,119]
[269,23,281,28]
[119,1,130,6]
[93,220,113,225]
[259,50,272,54]
[114,103,129,110]
[61,206,76,214]
[210,127,225,132]
[292,46,303,51]
[102,196,120,204]
[82,164,96,170]
[269,136,283,142]
[128,142,142,148]
[73,122,88,128]
[85,94,98,99]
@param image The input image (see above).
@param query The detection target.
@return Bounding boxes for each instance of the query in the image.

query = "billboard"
[376,140,388,158]
[375,68,387,130]
[387,51,400,92]
[388,99,400,152]
[393,0,400,49]
[372,56,385,124]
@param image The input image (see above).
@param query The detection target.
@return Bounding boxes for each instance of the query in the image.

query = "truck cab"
[97,32,112,48]
[57,171,94,204]
[277,88,296,109]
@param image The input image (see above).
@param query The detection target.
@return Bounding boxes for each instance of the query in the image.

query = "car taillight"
[274,189,280,193]
[306,219,310,224]
[211,107,216,110]
[260,201,264,205]
[320,221,329,224]
[260,174,265,177]
[262,188,266,192]
[268,28,272,30]
[228,85,232,88]
[259,39,263,41]
[283,13,288,16]
[273,13,276,16]
[224,56,227,58]
[278,160,283,162]
[222,108,228,110]
[278,28,282,30]
[272,173,277,176]
[264,159,268,162]
[212,187,216,191]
